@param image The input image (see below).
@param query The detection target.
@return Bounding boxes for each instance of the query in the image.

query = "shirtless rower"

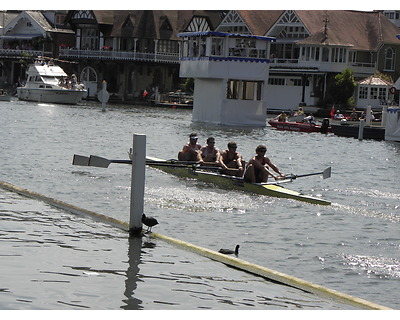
[200,137,222,165]
[220,141,244,177]
[244,144,285,183]
[178,133,202,161]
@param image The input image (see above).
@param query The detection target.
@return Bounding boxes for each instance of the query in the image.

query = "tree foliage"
[327,68,356,107]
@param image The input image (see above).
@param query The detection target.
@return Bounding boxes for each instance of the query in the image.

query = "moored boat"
[146,156,331,206]
[0,89,11,102]
[17,58,86,104]
[268,118,332,133]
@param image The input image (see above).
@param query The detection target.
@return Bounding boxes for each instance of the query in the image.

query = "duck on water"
[219,245,240,255]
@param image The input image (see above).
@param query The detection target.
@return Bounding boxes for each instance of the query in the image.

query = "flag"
[143,89,148,98]
[330,105,335,118]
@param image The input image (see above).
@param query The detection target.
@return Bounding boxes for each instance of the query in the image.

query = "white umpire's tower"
[177,31,275,126]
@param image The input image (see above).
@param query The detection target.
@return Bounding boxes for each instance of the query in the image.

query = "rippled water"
[1,98,400,309]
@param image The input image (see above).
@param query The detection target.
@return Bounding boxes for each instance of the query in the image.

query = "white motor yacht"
[17,59,86,104]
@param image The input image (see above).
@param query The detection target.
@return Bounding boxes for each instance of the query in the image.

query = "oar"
[287,167,331,180]
[72,154,90,166]
[73,154,222,170]
[89,155,131,168]
[72,155,131,168]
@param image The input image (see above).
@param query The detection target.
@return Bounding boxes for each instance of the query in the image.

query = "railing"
[270,57,377,71]
[0,48,45,58]
[59,48,179,63]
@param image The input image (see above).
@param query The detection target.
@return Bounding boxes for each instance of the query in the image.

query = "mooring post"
[358,119,365,140]
[381,105,388,128]
[366,105,372,126]
[129,134,146,237]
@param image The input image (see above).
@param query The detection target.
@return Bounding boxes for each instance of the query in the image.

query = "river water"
[1,98,400,309]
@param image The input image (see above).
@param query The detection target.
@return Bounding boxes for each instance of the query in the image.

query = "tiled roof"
[237,10,283,36]
[358,75,394,86]
[296,10,400,51]
[110,10,224,40]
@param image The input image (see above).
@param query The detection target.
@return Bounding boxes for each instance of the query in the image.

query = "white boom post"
[129,134,146,237]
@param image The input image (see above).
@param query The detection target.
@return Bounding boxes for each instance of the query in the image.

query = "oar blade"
[322,167,331,179]
[72,154,89,166]
[89,155,112,168]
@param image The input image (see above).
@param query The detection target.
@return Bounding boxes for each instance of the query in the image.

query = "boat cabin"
[24,59,70,89]
[177,31,275,126]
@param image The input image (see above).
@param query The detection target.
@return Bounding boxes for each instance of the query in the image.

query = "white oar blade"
[89,155,111,168]
[72,154,89,166]
[322,167,331,179]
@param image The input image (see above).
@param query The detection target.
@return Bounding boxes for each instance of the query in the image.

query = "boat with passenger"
[268,112,332,133]
[268,118,332,133]
[17,58,86,104]
[146,156,331,206]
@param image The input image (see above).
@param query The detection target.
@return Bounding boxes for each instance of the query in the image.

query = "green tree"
[328,68,356,107]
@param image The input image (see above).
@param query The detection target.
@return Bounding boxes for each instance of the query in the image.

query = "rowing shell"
[146,156,331,206]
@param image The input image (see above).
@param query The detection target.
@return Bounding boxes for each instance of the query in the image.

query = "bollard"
[98,80,110,112]
[129,134,146,237]
[366,105,372,126]
[358,119,365,140]
[381,105,388,128]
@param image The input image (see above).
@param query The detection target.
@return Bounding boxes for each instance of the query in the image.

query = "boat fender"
[320,118,330,133]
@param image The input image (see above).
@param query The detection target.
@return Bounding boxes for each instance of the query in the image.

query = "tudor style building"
[59,10,225,100]
[0,10,74,87]
[216,10,400,110]
[2,9,400,110]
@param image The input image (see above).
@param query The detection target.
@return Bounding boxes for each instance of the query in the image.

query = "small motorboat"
[17,58,86,105]
[0,89,11,102]
[268,117,332,133]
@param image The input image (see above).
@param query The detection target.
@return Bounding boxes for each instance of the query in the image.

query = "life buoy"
[389,87,396,94]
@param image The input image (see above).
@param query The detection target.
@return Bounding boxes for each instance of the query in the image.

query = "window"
[289,78,303,86]
[322,47,329,62]
[332,48,346,63]
[211,38,224,56]
[227,80,263,100]
[370,87,378,99]
[80,28,99,50]
[378,87,387,100]
[268,78,285,85]
[384,47,395,71]
[359,87,368,99]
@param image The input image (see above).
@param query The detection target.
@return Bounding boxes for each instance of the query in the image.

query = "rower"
[200,137,223,165]
[244,144,285,183]
[220,141,244,177]
[177,133,202,161]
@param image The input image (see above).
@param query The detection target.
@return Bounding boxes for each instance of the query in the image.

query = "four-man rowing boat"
[146,156,331,206]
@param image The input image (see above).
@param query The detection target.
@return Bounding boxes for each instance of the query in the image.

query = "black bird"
[219,244,239,255]
[142,213,159,232]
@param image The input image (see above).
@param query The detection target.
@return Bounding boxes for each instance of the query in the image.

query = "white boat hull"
[0,95,11,102]
[17,87,86,105]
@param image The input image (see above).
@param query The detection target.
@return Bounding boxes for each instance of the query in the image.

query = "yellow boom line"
[0,179,390,310]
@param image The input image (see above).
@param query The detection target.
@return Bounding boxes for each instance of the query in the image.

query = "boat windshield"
[41,76,62,85]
